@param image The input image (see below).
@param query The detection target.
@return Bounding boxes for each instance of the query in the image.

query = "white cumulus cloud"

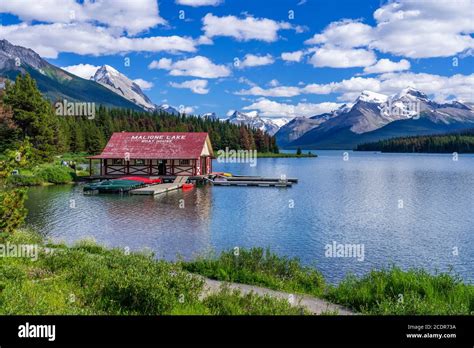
[304,0,474,59]
[0,0,165,35]
[281,50,304,62]
[243,98,342,117]
[176,0,222,6]
[305,20,373,48]
[202,13,299,42]
[234,72,474,103]
[61,63,99,79]
[237,54,274,69]
[170,79,209,94]
[309,47,377,68]
[133,79,154,90]
[0,23,197,58]
[363,58,411,74]
[148,56,231,78]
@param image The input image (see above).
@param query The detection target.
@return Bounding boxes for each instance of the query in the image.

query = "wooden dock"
[223,176,298,183]
[212,180,292,187]
[130,176,188,195]
[210,174,296,187]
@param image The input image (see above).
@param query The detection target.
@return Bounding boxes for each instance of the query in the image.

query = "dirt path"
[201,278,355,315]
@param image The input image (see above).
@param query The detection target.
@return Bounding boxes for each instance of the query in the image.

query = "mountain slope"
[92,65,155,111]
[275,104,350,146]
[283,89,474,149]
[0,39,142,111]
[225,110,289,135]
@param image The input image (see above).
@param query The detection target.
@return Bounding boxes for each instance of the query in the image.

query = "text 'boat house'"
[88,132,214,177]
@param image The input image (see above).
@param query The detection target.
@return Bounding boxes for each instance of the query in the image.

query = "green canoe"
[83,179,145,193]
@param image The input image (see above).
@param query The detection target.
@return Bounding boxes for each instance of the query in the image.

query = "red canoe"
[118,176,162,184]
[182,183,195,190]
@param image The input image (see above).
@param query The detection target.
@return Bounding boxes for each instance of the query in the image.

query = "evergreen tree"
[3,74,59,160]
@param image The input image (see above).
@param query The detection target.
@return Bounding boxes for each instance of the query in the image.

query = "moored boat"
[83,179,146,193]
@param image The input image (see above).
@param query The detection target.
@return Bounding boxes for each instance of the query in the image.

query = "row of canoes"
[84,176,166,193]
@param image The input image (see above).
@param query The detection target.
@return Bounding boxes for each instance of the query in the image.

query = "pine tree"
[3,74,60,160]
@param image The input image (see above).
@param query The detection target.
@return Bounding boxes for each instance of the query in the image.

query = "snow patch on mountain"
[357,90,389,104]
[92,65,156,111]
[225,111,290,135]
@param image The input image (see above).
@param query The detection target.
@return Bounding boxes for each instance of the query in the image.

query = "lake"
[24,151,474,284]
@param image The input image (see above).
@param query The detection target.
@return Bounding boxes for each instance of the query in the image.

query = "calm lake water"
[25,151,474,283]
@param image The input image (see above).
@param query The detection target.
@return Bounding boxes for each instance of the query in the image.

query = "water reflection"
[25,151,474,283]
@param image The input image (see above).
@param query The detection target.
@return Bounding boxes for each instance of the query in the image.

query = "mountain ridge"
[0,39,143,111]
[277,88,474,149]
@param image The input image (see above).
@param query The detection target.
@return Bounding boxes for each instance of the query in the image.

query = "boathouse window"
[179,159,190,165]
[112,159,124,165]
[134,159,145,165]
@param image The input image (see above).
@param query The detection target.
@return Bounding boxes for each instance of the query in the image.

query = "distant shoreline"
[257,152,317,158]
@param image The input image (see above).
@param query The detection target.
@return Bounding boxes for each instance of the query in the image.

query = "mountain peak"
[101,64,119,74]
[0,39,47,71]
[357,90,388,104]
[226,110,287,135]
[397,87,428,100]
[92,64,155,111]
[93,64,120,80]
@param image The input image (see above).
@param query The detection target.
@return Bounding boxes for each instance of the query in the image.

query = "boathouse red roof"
[89,132,211,159]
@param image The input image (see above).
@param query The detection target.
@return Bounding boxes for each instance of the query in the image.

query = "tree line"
[0,73,279,162]
[356,130,474,153]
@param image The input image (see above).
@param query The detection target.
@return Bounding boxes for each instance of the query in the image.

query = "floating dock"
[212,180,292,187]
[223,176,298,183]
[130,176,188,195]
[209,175,294,187]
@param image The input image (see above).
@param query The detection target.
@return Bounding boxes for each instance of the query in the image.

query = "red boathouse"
[88,132,213,177]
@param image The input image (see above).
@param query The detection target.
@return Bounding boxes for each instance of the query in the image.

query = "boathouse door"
[158,160,166,175]
[201,157,207,175]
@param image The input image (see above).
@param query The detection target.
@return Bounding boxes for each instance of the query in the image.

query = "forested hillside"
[0,74,278,161]
[356,130,474,153]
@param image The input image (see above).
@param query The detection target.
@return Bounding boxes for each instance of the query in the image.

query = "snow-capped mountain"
[201,112,219,120]
[155,104,180,115]
[91,65,190,116]
[277,88,474,149]
[92,65,156,112]
[0,39,142,110]
[225,110,290,135]
[276,104,351,146]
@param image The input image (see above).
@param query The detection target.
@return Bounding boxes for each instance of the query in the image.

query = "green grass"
[57,153,91,165]
[181,247,326,297]
[0,231,306,315]
[184,248,474,315]
[7,163,75,186]
[1,231,472,315]
[325,268,474,315]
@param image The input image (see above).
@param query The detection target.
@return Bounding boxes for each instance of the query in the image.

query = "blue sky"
[0,0,473,118]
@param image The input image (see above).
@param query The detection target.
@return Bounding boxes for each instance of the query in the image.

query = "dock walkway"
[130,176,188,195]
[213,180,292,187]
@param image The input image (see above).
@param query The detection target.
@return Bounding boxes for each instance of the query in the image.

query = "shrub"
[6,175,43,186]
[0,188,27,237]
[36,165,74,184]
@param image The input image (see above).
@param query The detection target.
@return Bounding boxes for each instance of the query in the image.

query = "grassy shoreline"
[0,230,472,315]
